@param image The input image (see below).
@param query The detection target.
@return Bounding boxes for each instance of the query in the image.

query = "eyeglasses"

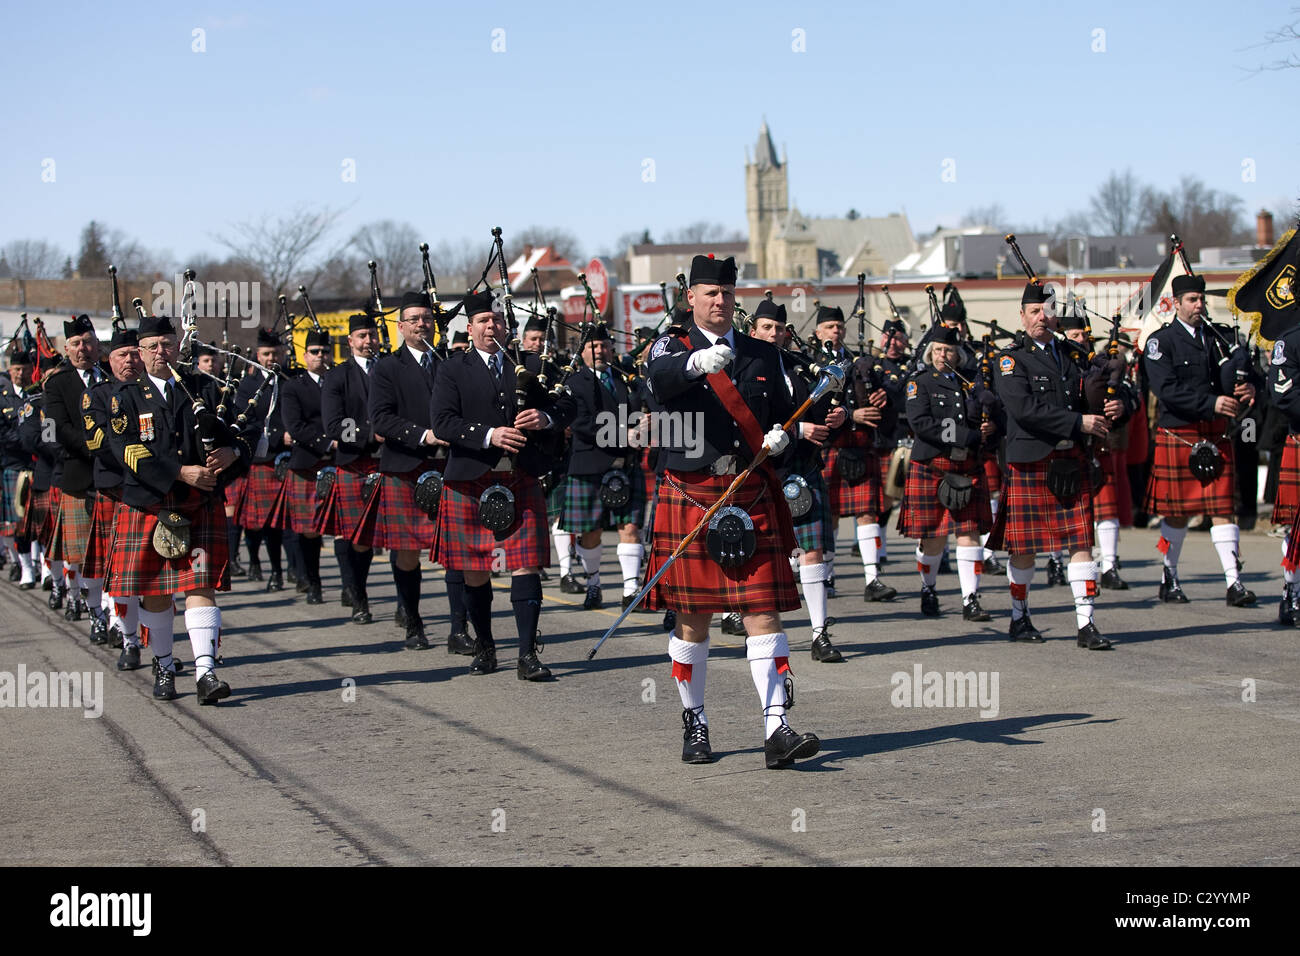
[138,341,175,354]
[305,348,329,355]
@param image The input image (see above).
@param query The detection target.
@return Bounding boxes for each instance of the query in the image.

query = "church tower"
[745,120,788,278]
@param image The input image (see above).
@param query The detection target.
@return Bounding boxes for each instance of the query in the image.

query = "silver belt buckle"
[492,455,513,472]
[711,455,738,476]
[1055,439,1075,451]
[950,448,968,461]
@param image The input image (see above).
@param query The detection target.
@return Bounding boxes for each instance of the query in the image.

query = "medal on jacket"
[138,412,155,442]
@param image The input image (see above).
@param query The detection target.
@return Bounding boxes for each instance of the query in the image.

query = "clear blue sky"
[2,0,1295,266]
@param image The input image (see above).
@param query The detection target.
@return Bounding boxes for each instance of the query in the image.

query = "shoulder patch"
[81,392,90,410]
[906,381,918,399]
[649,335,673,361]
[110,395,120,415]
[1273,340,1286,366]
[1146,337,1162,360]
[83,414,95,432]
[999,355,1015,375]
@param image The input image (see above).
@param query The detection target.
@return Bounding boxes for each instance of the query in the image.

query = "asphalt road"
[2,522,1297,866]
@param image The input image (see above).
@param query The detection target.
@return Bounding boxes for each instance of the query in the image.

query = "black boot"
[351,597,373,625]
[681,707,713,763]
[517,652,552,681]
[1077,621,1113,650]
[962,593,991,622]
[719,611,744,635]
[1226,581,1257,607]
[404,618,430,650]
[196,671,232,705]
[1280,584,1300,627]
[864,578,897,602]
[764,723,820,769]
[920,585,940,616]
[810,620,843,662]
[661,609,677,633]
[265,571,284,592]
[1009,613,1044,643]
[1100,567,1130,590]
[469,639,497,675]
[1158,567,1189,603]
[447,627,475,655]
[246,558,264,582]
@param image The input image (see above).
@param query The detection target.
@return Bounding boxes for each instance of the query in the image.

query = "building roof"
[752,120,780,169]
[772,208,915,277]
[629,242,748,256]
[505,246,577,289]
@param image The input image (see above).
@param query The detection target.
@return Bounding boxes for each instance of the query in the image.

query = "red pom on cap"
[707,253,714,259]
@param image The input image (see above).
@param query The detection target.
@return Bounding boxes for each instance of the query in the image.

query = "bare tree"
[1251,11,1300,70]
[599,229,653,258]
[959,205,1009,231]
[661,221,745,244]
[1088,169,1143,235]
[349,220,423,292]
[0,239,67,278]
[1138,177,1246,257]
[214,203,346,296]
[505,225,583,264]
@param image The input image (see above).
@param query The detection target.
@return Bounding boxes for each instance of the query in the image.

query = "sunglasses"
[305,348,329,355]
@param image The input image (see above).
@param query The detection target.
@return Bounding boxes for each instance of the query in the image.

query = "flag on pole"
[1227,227,1299,344]
[1130,247,1192,350]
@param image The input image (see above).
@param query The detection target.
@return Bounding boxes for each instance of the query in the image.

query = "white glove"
[762,425,790,456]
[688,343,733,376]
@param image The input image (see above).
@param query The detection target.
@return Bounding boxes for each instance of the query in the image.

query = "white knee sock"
[576,543,601,587]
[1068,560,1098,628]
[139,607,175,672]
[48,558,63,587]
[1283,537,1297,585]
[1158,521,1187,570]
[1008,562,1034,620]
[185,606,222,680]
[84,576,103,610]
[1096,518,1120,571]
[800,562,827,630]
[553,527,573,577]
[669,636,709,724]
[956,545,983,600]
[616,543,643,596]
[18,550,34,584]
[857,523,881,583]
[1210,524,1241,586]
[747,632,791,737]
[916,546,939,588]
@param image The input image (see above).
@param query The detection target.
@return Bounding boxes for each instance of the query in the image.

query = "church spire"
[754,119,780,169]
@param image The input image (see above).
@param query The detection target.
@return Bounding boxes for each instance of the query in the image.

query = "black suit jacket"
[0,374,27,469]
[44,362,105,495]
[369,346,445,475]
[431,348,576,481]
[18,390,56,491]
[281,372,333,470]
[566,365,640,476]
[321,357,380,466]
[645,326,793,472]
[234,367,290,464]
[995,336,1089,463]
[86,378,125,490]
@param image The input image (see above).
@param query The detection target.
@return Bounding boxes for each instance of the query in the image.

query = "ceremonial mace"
[586,361,846,660]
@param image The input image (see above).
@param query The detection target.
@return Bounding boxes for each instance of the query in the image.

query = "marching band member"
[279,329,334,604]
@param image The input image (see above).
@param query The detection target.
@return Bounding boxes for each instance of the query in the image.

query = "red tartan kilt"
[434,473,550,571]
[1273,436,1300,525]
[235,463,286,529]
[40,487,61,549]
[1002,451,1095,555]
[877,452,892,493]
[104,494,230,596]
[641,446,656,505]
[223,475,246,510]
[50,491,95,563]
[644,469,800,614]
[278,468,326,534]
[316,458,377,538]
[81,492,121,579]
[1142,421,1234,518]
[900,455,992,539]
[352,469,436,552]
[1091,448,1133,525]
[823,446,883,517]
[17,487,50,542]
[982,451,1003,495]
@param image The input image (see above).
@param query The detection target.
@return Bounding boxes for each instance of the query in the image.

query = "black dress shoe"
[304,586,323,605]
[983,552,1004,576]
[583,582,603,610]
[517,652,552,681]
[1009,614,1044,643]
[196,671,232,705]
[538,568,550,582]
[825,574,837,599]
[107,624,124,648]
[681,708,714,763]
[64,596,83,621]
[1158,567,1189,603]
[1045,556,1066,587]
[394,605,409,629]
[621,593,651,612]
[1279,585,1300,626]
[229,558,246,578]
[920,585,940,617]
[962,593,991,622]
[1099,568,1129,590]
[340,586,354,608]
[295,577,310,594]
[764,723,820,769]
[661,609,676,633]
[246,560,263,582]
[19,579,35,590]
[48,586,64,610]
[469,641,497,675]
[810,622,843,662]
[265,572,284,592]
[42,577,53,591]
[1077,621,1113,650]
[8,563,21,582]
[286,567,299,585]
[152,663,178,701]
[559,573,584,594]
[404,620,430,650]
[864,578,897,602]
[447,628,476,655]
[88,610,109,644]
[173,657,185,675]
[350,600,373,625]
[117,644,141,671]
[1226,581,1257,607]
[719,611,745,635]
